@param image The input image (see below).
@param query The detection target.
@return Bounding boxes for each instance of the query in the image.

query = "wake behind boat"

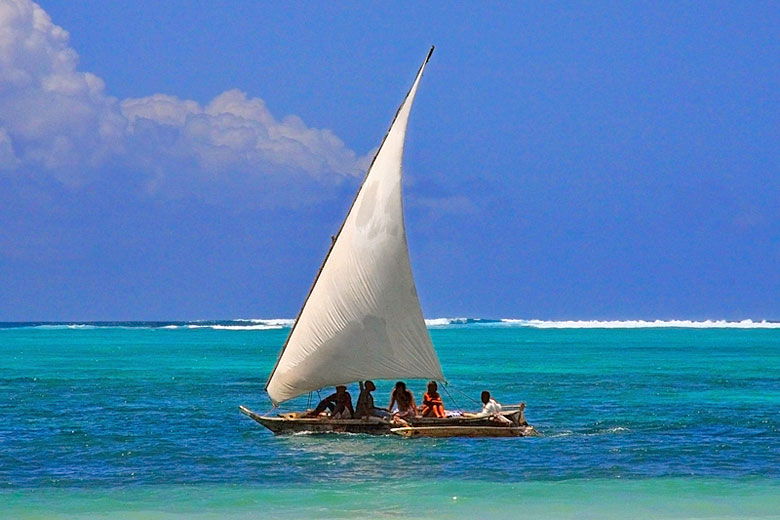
[240,47,536,438]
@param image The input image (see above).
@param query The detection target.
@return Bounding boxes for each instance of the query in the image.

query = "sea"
[2,319,779,519]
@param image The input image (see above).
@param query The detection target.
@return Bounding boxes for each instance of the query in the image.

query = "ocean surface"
[2,319,779,519]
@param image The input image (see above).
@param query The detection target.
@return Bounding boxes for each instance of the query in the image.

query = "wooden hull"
[239,405,531,436]
[240,405,391,434]
[390,425,536,438]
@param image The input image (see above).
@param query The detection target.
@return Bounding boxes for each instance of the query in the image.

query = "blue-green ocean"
[2,320,779,519]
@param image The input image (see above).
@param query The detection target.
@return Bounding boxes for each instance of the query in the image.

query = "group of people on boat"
[302,380,513,424]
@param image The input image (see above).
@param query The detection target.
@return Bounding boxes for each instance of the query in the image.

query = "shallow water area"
[4,479,780,519]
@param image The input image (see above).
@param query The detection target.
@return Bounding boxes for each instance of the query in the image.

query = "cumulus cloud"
[120,90,365,181]
[0,0,125,183]
[0,0,367,193]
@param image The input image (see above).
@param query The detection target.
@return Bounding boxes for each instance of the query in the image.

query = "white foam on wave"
[6,317,778,331]
[425,318,455,327]
[584,426,631,436]
[424,317,472,327]
[547,430,574,438]
[31,324,99,330]
[250,318,296,327]
[501,319,780,329]
[179,318,294,330]
[221,318,295,327]
[186,324,283,331]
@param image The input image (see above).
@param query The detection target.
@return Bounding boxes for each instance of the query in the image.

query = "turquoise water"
[2,322,779,518]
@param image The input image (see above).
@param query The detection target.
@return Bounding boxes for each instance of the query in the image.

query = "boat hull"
[240,405,392,434]
[239,405,532,436]
[390,425,536,438]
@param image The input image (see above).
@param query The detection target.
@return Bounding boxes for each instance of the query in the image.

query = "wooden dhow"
[239,405,535,436]
[240,48,535,438]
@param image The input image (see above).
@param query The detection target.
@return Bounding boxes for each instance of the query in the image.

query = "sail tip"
[426,46,435,62]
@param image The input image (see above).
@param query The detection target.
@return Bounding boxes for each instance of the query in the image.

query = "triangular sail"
[266,48,443,405]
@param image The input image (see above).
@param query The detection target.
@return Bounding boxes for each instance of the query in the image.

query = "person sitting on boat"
[389,381,417,422]
[473,390,512,424]
[420,380,446,418]
[304,385,354,418]
[355,380,392,419]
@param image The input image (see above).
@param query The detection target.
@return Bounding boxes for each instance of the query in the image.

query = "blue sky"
[1,1,778,320]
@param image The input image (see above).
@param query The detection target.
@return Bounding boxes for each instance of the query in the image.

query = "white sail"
[266,48,443,405]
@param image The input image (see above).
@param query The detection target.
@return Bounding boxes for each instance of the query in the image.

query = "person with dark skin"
[462,390,512,424]
[355,380,393,419]
[304,385,354,418]
[355,380,376,418]
[388,381,417,420]
[421,380,446,418]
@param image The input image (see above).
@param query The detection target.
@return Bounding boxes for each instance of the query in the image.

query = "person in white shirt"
[473,390,512,424]
[476,391,501,416]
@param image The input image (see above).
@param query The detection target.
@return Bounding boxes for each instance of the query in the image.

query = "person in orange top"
[421,380,446,418]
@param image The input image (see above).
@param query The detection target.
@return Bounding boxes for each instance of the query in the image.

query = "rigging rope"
[453,384,482,406]
[441,381,464,413]
[443,381,482,408]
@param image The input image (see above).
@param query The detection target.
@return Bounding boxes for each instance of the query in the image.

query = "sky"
[0,0,778,321]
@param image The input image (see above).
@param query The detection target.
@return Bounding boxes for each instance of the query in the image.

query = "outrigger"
[239,48,536,438]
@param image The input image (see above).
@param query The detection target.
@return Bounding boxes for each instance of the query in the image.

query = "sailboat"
[239,48,535,437]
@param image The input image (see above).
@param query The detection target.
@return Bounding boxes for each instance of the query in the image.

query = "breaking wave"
[0,319,293,331]
[18,324,101,330]
[186,323,284,331]
[501,319,780,329]
[3,318,778,331]
[424,318,502,327]
[167,318,294,331]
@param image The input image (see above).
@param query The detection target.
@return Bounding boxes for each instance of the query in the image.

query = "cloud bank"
[0,0,366,193]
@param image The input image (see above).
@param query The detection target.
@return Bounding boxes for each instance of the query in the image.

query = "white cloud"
[121,90,365,180]
[0,0,125,183]
[0,0,367,193]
